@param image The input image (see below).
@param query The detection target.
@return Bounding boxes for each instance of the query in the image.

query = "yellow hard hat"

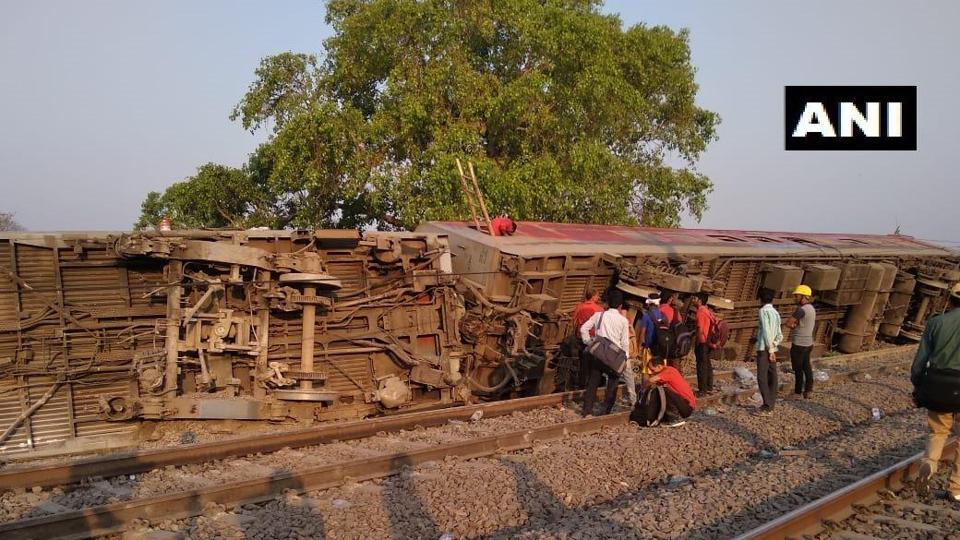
[793,284,813,297]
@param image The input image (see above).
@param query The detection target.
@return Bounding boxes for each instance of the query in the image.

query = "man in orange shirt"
[571,289,604,386]
[647,356,697,427]
[573,289,603,331]
[690,293,716,395]
[659,291,678,324]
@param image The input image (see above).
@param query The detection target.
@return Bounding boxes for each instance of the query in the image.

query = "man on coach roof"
[913,283,960,503]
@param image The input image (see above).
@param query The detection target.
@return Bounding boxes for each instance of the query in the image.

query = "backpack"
[672,325,694,359]
[915,367,960,413]
[650,307,674,358]
[630,385,667,427]
[706,311,729,351]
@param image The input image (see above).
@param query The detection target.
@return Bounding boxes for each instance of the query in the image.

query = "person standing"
[912,283,960,502]
[637,295,660,350]
[572,289,604,387]
[573,289,604,331]
[654,291,679,363]
[636,296,661,375]
[787,285,816,399]
[690,293,715,396]
[659,291,678,325]
[755,288,783,415]
[579,290,631,416]
[621,306,640,408]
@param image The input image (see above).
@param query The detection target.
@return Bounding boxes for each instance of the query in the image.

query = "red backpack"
[706,310,729,351]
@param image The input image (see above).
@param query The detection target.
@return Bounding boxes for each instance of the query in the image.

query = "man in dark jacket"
[913,283,960,502]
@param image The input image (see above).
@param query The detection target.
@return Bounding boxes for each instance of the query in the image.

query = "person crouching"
[632,356,697,427]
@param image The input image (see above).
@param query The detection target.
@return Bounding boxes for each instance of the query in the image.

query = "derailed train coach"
[1,222,957,456]
[417,221,960,396]
[0,229,469,456]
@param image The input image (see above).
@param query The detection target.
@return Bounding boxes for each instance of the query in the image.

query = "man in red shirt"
[571,289,604,387]
[490,216,517,236]
[648,356,697,427]
[573,289,603,332]
[690,293,716,395]
[659,291,678,324]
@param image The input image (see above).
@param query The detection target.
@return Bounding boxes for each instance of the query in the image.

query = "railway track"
[0,413,629,540]
[0,390,583,490]
[0,346,910,492]
[0,348,915,540]
[737,440,958,540]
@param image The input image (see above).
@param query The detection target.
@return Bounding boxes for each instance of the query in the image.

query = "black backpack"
[650,307,674,358]
[652,307,692,360]
[672,324,694,359]
[915,367,960,412]
[630,385,667,427]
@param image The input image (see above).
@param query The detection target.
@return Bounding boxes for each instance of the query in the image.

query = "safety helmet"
[952,282,960,299]
[793,284,813,297]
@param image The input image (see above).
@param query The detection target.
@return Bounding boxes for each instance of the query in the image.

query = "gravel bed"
[0,407,582,524]
[116,370,922,540]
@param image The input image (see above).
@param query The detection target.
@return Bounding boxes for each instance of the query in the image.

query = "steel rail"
[0,390,583,490]
[0,372,729,488]
[0,413,629,540]
[735,440,957,540]
[0,346,913,491]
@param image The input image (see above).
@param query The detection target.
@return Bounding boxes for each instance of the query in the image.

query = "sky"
[1,1,958,246]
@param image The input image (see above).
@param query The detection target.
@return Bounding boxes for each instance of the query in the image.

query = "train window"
[746,235,781,243]
[708,234,747,243]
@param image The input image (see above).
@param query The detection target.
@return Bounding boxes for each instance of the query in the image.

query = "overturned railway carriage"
[0,230,466,456]
[417,222,960,393]
[0,223,957,457]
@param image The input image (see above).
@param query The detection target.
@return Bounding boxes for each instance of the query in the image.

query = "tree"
[0,212,24,231]
[134,162,285,230]
[139,0,718,230]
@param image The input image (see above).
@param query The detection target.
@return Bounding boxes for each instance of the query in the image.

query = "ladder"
[455,159,493,234]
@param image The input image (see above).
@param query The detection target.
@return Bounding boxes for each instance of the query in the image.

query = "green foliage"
[139,0,718,230]
[0,212,24,231]
[134,163,283,230]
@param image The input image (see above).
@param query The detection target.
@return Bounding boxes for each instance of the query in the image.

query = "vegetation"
[137,0,718,230]
[0,212,23,232]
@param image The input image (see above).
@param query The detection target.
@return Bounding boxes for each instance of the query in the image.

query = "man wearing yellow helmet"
[787,284,816,399]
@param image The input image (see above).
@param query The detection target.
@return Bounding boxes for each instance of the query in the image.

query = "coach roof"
[417,221,952,258]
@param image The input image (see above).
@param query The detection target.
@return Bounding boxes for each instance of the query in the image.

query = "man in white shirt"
[579,290,632,416]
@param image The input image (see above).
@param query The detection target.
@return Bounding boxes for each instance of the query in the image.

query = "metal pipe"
[300,285,316,391]
[0,383,61,447]
[163,262,182,394]
[912,295,931,325]
[253,271,270,400]
[838,263,886,353]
